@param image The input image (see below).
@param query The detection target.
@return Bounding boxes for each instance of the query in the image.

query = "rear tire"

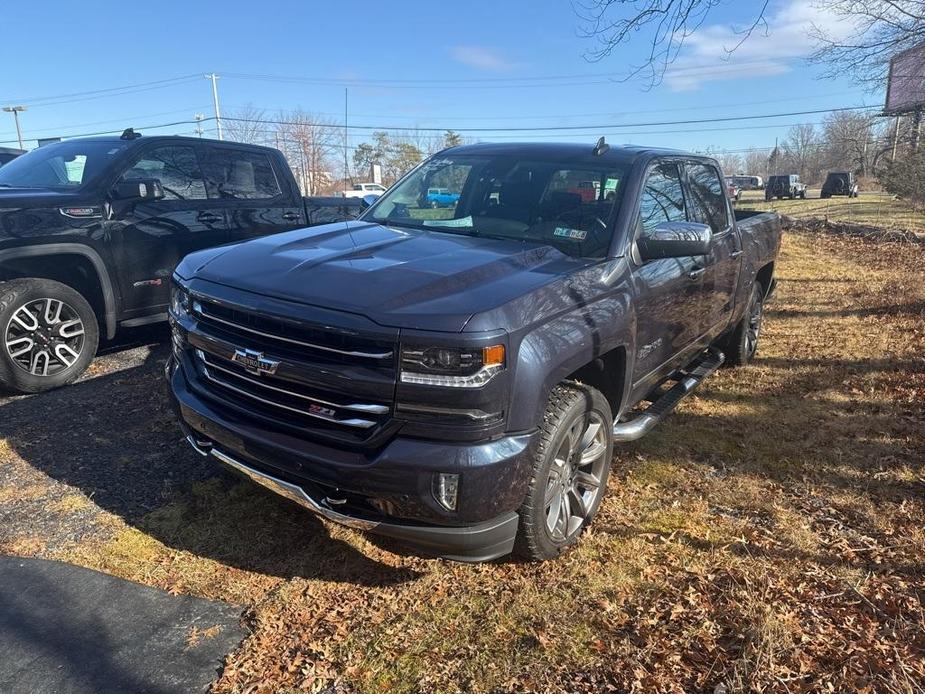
[0,279,99,394]
[722,283,765,367]
[514,383,614,561]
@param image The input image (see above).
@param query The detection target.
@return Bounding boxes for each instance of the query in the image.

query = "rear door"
[201,146,306,243]
[685,161,741,340]
[108,143,228,316]
[630,160,704,389]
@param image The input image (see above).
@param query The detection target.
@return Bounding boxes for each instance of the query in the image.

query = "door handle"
[730,250,744,258]
[688,267,706,281]
[197,212,222,223]
[282,212,301,221]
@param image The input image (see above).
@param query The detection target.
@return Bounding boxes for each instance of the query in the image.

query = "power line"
[0,74,202,107]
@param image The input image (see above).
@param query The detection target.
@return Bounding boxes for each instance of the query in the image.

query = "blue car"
[426,187,460,208]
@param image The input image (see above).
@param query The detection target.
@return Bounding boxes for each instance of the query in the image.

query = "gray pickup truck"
[167,140,781,562]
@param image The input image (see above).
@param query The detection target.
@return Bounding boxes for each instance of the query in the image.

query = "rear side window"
[686,163,730,234]
[638,162,686,233]
[120,146,207,200]
[202,149,282,200]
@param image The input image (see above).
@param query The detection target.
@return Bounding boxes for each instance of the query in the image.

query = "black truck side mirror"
[637,221,712,260]
[112,178,165,202]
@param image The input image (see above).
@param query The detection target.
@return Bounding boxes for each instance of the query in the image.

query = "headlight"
[170,285,189,317]
[400,344,505,387]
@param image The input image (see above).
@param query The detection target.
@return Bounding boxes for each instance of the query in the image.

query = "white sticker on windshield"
[423,216,474,228]
[554,226,587,240]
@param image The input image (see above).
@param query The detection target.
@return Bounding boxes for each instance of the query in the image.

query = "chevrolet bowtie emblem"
[231,348,280,376]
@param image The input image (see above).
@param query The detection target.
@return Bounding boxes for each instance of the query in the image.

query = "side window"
[638,162,686,234]
[120,146,207,200]
[202,149,282,200]
[686,163,730,234]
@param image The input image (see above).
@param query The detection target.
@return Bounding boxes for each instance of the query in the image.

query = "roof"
[440,141,694,165]
[66,134,278,152]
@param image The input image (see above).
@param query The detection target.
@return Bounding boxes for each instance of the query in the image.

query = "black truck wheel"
[0,279,99,393]
[722,283,765,367]
[514,383,614,561]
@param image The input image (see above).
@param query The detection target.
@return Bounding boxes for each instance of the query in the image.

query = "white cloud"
[663,0,857,91]
[450,45,518,72]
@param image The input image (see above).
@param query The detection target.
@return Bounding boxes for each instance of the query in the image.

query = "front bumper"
[168,357,534,561]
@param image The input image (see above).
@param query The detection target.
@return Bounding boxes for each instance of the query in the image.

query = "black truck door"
[685,162,741,340]
[630,160,704,390]
[201,146,305,243]
[107,144,228,318]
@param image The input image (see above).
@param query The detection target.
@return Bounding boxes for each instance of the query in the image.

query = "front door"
[685,161,741,340]
[200,146,305,243]
[630,160,705,391]
[108,144,228,317]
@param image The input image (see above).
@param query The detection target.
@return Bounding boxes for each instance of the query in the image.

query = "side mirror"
[637,221,712,261]
[361,193,380,209]
[112,178,165,202]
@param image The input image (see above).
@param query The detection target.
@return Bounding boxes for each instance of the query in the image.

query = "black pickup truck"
[0,131,364,393]
[167,141,780,562]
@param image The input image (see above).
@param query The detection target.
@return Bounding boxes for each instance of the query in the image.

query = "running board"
[612,348,725,442]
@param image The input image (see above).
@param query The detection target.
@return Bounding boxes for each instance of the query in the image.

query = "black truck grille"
[185,298,398,444]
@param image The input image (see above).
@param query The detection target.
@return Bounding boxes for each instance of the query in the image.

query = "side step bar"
[612,348,725,442]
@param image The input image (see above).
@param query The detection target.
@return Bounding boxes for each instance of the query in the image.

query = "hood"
[0,187,82,207]
[181,221,588,332]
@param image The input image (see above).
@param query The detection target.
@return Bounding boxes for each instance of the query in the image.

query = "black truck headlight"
[400,344,505,387]
[170,284,190,317]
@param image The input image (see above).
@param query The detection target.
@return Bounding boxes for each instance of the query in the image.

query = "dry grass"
[737,189,925,233]
[0,229,923,692]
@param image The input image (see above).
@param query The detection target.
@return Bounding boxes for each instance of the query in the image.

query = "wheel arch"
[0,245,118,339]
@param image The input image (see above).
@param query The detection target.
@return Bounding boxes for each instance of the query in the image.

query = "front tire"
[0,279,99,393]
[514,383,614,561]
[722,283,765,367]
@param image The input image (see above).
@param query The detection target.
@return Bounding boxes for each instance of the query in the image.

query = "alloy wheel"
[544,411,608,542]
[4,298,86,377]
[745,291,764,359]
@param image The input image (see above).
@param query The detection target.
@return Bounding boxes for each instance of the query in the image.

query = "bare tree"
[277,111,343,195]
[714,151,744,176]
[821,111,882,177]
[743,149,771,179]
[223,103,269,146]
[783,123,820,182]
[574,0,770,85]
[811,0,925,88]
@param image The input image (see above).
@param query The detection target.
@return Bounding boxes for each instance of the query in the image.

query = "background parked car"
[766,174,807,200]
[426,187,461,208]
[820,171,859,198]
[730,174,763,190]
[724,177,742,200]
[342,182,387,198]
[0,130,364,393]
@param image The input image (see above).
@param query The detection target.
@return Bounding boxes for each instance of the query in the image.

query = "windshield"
[364,154,626,258]
[0,140,131,189]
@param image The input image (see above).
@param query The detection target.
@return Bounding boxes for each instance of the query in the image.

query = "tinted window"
[121,146,207,200]
[686,163,730,233]
[203,149,281,199]
[638,162,686,233]
[0,140,130,189]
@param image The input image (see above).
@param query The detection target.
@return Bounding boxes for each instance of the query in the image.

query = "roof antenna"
[120,128,141,140]
[592,136,609,157]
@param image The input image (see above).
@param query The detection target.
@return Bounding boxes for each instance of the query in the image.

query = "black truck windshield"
[365,155,626,258]
[0,141,130,189]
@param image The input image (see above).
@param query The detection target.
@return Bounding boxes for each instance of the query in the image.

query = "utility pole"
[194,113,205,138]
[205,73,223,140]
[344,88,349,195]
[3,106,27,150]
[891,115,900,162]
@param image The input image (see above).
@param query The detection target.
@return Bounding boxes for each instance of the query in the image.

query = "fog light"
[433,472,459,511]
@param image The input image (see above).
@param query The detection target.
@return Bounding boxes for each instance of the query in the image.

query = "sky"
[0,0,885,159]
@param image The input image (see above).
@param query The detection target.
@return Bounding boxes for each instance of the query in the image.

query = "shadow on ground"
[0,341,419,587]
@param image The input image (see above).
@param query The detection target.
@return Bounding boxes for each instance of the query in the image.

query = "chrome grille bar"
[197,350,388,415]
[193,301,393,360]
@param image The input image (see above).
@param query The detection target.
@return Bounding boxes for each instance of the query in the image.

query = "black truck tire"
[0,279,99,394]
[722,283,765,367]
[514,382,614,561]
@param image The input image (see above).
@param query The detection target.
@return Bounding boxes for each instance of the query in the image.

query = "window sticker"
[553,226,587,240]
[423,216,474,228]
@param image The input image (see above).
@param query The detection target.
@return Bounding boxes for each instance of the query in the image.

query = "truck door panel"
[202,147,305,243]
[108,144,227,316]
